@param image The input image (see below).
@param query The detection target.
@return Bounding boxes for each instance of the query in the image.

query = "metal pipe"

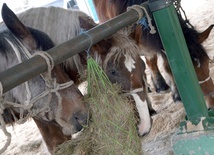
[0,5,142,93]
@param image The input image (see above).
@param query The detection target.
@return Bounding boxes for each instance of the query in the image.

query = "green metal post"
[150,2,208,123]
[149,1,214,154]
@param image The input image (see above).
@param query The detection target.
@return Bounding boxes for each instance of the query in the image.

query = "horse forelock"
[0,31,26,69]
[103,33,140,69]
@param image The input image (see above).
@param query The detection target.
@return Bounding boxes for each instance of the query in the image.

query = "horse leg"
[130,64,154,136]
[145,54,170,93]
[131,91,152,136]
[33,118,71,154]
[142,73,157,116]
[160,52,181,102]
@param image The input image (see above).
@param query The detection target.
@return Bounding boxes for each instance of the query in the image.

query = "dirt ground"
[0,0,214,154]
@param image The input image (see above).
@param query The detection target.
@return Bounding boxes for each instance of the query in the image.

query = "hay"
[55,57,142,155]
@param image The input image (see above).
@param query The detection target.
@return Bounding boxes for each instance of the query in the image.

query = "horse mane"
[178,15,208,60]
[28,27,54,51]
[103,33,141,69]
[94,0,146,22]
[18,7,92,75]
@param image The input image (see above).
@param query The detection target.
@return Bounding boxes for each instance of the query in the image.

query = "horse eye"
[109,70,116,75]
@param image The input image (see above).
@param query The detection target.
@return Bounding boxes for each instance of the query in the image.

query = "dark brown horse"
[0,4,88,154]
[93,0,214,108]
[18,6,156,136]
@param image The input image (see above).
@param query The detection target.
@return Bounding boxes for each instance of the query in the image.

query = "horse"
[93,0,214,108]
[18,6,156,136]
[0,4,88,154]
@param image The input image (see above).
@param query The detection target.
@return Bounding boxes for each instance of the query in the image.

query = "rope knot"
[48,78,60,93]
[0,96,6,114]
[127,5,156,34]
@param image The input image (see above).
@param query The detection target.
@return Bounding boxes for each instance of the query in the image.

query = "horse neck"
[33,118,70,154]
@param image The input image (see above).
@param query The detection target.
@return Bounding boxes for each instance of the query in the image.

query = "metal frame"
[0,0,214,153]
[149,0,214,154]
[0,5,143,93]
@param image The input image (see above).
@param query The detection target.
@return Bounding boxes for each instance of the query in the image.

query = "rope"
[0,89,12,154]
[127,5,156,34]
[0,111,11,154]
[0,50,74,153]
[0,39,14,153]
[33,51,75,132]
[79,29,93,58]
[174,0,194,28]
[199,76,211,84]
[33,52,54,76]
[0,82,2,96]
[198,76,214,97]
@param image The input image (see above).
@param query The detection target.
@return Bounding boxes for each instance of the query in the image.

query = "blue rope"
[79,28,92,58]
[137,17,149,30]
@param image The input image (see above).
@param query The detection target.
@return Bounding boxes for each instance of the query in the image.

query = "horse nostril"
[73,111,88,131]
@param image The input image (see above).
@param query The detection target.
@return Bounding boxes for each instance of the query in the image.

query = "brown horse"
[93,0,214,108]
[18,7,156,136]
[0,4,88,154]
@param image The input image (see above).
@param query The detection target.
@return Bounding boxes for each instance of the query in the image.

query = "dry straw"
[55,57,142,155]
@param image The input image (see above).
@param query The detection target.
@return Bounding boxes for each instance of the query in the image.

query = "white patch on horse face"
[131,93,151,136]
[124,55,136,72]
[194,58,201,68]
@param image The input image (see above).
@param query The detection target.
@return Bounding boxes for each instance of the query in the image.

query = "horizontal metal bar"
[0,4,144,93]
[149,0,173,12]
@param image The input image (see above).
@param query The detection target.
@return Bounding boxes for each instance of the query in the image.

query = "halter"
[199,76,211,84]
[0,39,74,153]
[198,76,214,97]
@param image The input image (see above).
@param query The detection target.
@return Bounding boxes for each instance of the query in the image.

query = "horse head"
[1,4,88,153]
[93,0,214,109]
[79,16,153,135]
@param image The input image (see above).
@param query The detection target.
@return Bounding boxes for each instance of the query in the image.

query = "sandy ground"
[0,0,214,154]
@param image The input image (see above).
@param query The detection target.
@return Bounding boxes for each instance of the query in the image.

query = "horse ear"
[1,3,37,51]
[78,15,112,55]
[129,25,142,46]
[79,16,97,30]
[92,38,112,56]
[197,24,214,43]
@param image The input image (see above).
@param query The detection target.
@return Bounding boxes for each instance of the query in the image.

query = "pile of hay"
[55,58,142,155]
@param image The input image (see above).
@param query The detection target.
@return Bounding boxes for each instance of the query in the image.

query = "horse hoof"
[155,83,170,94]
[173,94,181,103]
[149,108,157,116]
[147,87,152,93]
[137,120,152,136]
